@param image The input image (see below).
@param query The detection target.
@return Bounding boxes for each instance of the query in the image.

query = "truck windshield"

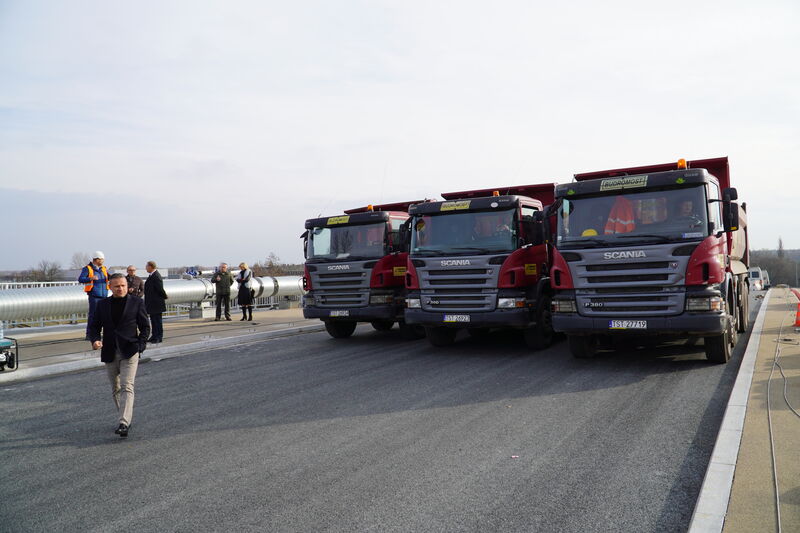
[557,185,708,248]
[307,222,387,261]
[411,208,517,255]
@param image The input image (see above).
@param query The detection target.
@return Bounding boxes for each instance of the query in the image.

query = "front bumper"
[303,304,399,322]
[404,307,533,328]
[552,312,726,336]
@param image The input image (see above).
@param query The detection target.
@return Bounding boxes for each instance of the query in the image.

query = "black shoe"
[240,317,247,321]
[215,318,221,321]
[226,317,232,321]
[115,423,129,437]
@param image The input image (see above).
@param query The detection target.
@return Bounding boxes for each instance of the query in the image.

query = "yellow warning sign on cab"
[327,216,350,225]
[440,200,471,211]
[524,264,537,275]
[393,266,407,276]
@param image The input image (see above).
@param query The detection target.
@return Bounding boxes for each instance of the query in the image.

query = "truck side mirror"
[722,202,740,232]
[398,219,412,250]
[722,187,738,201]
[300,230,309,259]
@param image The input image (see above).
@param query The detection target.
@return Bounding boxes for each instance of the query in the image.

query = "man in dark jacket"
[125,265,144,298]
[88,273,150,438]
[144,260,168,343]
[211,262,235,321]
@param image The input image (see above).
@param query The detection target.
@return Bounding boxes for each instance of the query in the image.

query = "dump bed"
[441,183,556,207]
[344,200,428,214]
[575,157,730,190]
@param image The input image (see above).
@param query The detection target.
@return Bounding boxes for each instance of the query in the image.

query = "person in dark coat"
[211,262,235,321]
[236,262,254,321]
[144,260,168,343]
[125,265,144,298]
[88,273,150,438]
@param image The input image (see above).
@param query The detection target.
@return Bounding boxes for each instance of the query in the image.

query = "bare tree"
[70,251,91,269]
[22,259,63,281]
[252,252,286,277]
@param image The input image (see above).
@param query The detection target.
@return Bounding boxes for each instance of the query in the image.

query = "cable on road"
[765,287,800,533]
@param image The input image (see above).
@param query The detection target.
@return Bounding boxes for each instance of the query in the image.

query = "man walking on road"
[88,273,150,438]
[78,251,109,340]
[211,262,234,321]
[144,261,168,343]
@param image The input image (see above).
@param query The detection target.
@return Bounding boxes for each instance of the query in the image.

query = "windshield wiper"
[561,237,606,248]
[449,246,499,254]
[615,234,671,242]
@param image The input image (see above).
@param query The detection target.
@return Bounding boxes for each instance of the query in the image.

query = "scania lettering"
[550,157,749,363]
[404,183,557,348]
[302,200,428,339]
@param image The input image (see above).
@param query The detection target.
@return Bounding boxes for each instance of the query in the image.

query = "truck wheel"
[737,283,749,333]
[399,320,426,340]
[371,320,394,331]
[425,326,457,347]
[567,335,596,359]
[704,316,733,363]
[523,297,554,350]
[324,320,357,339]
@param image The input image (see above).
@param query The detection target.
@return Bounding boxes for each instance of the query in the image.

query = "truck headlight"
[552,299,577,313]
[0,352,6,363]
[370,294,393,304]
[498,297,525,309]
[406,298,421,308]
[303,296,315,306]
[686,296,724,312]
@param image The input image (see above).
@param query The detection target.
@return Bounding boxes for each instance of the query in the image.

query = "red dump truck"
[403,183,557,348]
[302,201,427,339]
[550,157,749,363]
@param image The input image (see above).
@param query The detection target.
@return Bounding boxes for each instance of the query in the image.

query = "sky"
[1,0,799,270]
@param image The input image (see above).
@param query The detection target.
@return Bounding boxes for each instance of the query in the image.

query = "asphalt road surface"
[0,295,764,532]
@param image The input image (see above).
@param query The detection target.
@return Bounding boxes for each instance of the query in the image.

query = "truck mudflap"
[404,308,534,328]
[303,304,399,322]
[552,313,726,336]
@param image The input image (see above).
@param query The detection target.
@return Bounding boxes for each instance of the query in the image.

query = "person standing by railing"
[125,265,144,298]
[144,261,168,343]
[211,263,234,321]
[78,251,109,341]
[236,262,254,321]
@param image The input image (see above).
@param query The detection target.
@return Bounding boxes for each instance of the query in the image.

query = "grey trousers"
[105,352,139,426]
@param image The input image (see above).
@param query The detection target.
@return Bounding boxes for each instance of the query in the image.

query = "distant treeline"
[750,248,800,286]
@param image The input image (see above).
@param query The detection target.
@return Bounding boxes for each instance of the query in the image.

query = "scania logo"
[327,265,350,271]
[603,250,647,260]
[441,259,471,266]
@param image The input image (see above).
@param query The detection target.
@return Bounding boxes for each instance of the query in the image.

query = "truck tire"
[737,283,749,333]
[371,320,394,331]
[704,315,733,364]
[523,297,554,350]
[324,320,357,339]
[567,335,596,359]
[425,326,457,347]
[399,320,426,340]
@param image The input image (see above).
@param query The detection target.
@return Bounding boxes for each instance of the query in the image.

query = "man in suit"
[144,260,168,343]
[88,273,150,438]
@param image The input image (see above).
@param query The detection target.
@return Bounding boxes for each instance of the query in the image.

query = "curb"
[688,290,771,532]
[0,323,326,385]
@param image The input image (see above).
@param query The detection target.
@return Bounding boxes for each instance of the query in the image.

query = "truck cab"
[404,184,557,348]
[550,157,748,363]
[302,201,426,339]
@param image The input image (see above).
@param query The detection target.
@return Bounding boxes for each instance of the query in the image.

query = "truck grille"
[310,267,369,308]
[417,260,500,312]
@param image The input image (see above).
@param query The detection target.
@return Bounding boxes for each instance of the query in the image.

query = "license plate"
[330,310,350,317]
[444,314,470,323]
[609,320,647,330]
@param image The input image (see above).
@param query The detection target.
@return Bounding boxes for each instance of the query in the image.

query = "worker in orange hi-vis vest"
[78,251,110,340]
[604,196,636,235]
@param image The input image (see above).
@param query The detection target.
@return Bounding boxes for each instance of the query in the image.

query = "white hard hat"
[93,251,105,259]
